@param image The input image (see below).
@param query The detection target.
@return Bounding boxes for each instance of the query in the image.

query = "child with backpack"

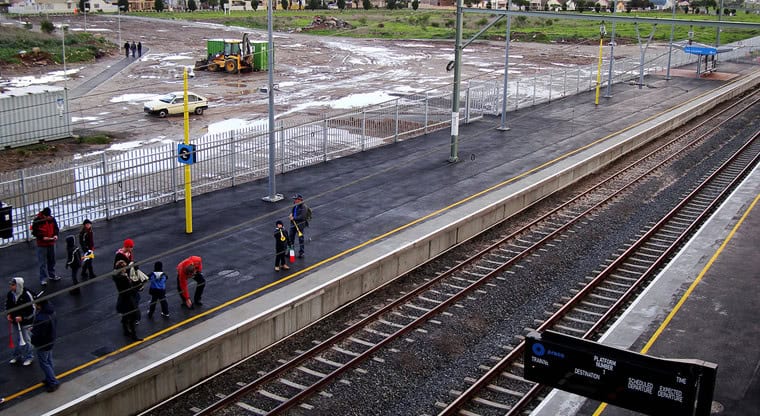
[64,235,82,295]
[147,261,169,318]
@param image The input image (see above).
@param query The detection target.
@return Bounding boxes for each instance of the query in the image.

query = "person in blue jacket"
[31,295,59,392]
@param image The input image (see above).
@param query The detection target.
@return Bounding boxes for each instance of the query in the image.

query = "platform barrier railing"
[0,44,751,247]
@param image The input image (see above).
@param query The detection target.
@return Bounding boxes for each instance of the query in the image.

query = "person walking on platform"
[113,259,142,342]
[130,41,137,58]
[274,220,291,272]
[177,256,205,309]
[147,261,169,319]
[288,194,310,258]
[64,236,82,296]
[137,41,142,57]
[31,207,60,287]
[31,295,59,392]
[6,278,35,366]
[78,219,96,280]
[124,41,130,58]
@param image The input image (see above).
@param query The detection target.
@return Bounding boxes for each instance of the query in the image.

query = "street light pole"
[262,0,282,202]
[498,0,511,131]
[666,0,676,80]
[449,0,463,163]
[117,6,121,48]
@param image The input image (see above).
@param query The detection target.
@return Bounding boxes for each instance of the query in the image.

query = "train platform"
[0,62,758,415]
[532,165,760,416]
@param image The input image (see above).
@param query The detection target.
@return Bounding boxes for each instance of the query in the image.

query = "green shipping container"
[206,39,226,58]
[251,41,268,71]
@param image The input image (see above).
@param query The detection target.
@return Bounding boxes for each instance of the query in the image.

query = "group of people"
[112,239,205,342]
[7,193,312,394]
[274,194,311,271]
[124,40,142,58]
[6,278,59,393]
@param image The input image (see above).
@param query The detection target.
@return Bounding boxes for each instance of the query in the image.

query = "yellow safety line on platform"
[0,84,726,405]
[594,192,760,415]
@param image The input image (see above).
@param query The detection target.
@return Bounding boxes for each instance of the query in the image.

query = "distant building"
[8,0,119,13]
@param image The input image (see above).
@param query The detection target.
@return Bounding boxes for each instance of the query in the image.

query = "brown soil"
[0,14,643,174]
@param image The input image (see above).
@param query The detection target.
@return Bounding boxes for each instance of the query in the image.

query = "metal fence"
[2,42,758,247]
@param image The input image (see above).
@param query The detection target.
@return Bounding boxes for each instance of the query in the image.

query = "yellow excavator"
[195,33,267,74]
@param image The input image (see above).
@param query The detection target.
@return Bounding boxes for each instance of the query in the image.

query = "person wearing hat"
[6,277,35,366]
[31,207,60,287]
[288,194,309,259]
[273,220,291,272]
[114,238,135,269]
[30,294,59,392]
[78,219,96,280]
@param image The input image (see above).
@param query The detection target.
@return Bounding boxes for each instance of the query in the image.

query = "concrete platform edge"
[8,72,758,416]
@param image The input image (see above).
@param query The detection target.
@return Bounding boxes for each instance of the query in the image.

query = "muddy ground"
[0,14,645,172]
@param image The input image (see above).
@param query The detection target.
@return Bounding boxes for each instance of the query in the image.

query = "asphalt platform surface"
[0,62,758,414]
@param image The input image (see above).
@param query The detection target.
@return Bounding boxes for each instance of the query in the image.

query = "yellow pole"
[594,34,604,106]
[183,68,193,234]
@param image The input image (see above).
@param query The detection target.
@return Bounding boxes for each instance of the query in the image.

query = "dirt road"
[0,14,643,172]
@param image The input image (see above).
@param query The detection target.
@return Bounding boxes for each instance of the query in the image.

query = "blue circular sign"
[532,342,546,357]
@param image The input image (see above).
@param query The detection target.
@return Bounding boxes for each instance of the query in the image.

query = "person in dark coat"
[31,207,60,287]
[64,235,82,295]
[113,259,142,341]
[31,295,59,392]
[274,220,291,272]
[137,41,142,57]
[6,278,35,366]
[124,41,130,58]
[78,219,95,280]
[130,41,136,58]
[288,194,309,258]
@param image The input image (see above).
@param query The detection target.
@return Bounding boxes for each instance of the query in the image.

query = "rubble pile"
[17,48,56,67]
[302,15,354,30]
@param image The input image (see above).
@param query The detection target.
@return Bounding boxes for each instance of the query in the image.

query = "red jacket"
[177,256,202,301]
[31,213,59,247]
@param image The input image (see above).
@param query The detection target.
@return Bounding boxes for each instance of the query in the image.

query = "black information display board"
[524,331,717,416]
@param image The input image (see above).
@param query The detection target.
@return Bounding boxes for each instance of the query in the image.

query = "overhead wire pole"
[449,0,463,163]
[262,0,283,202]
[603,4,616,98]
[498,0,512,131]
[666,0,676,80]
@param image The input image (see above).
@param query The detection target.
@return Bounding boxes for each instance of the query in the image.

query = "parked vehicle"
[143,92,209,118]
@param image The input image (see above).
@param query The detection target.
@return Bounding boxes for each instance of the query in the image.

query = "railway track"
[143,89,759,416]
[437,130,760,416]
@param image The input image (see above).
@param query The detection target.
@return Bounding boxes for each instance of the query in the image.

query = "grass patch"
[137,9,760,44]
[3,10,759,66]
[0,25,115,66]
[77,134,112,145]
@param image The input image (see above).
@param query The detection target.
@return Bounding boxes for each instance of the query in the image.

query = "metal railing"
[2,43,757,247]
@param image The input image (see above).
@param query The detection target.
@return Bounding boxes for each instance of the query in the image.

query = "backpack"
[306,206,313,222]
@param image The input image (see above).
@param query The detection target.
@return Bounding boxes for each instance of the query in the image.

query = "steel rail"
[195,91,759,416]
[439,127,759,416]
[505,131,760,416]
